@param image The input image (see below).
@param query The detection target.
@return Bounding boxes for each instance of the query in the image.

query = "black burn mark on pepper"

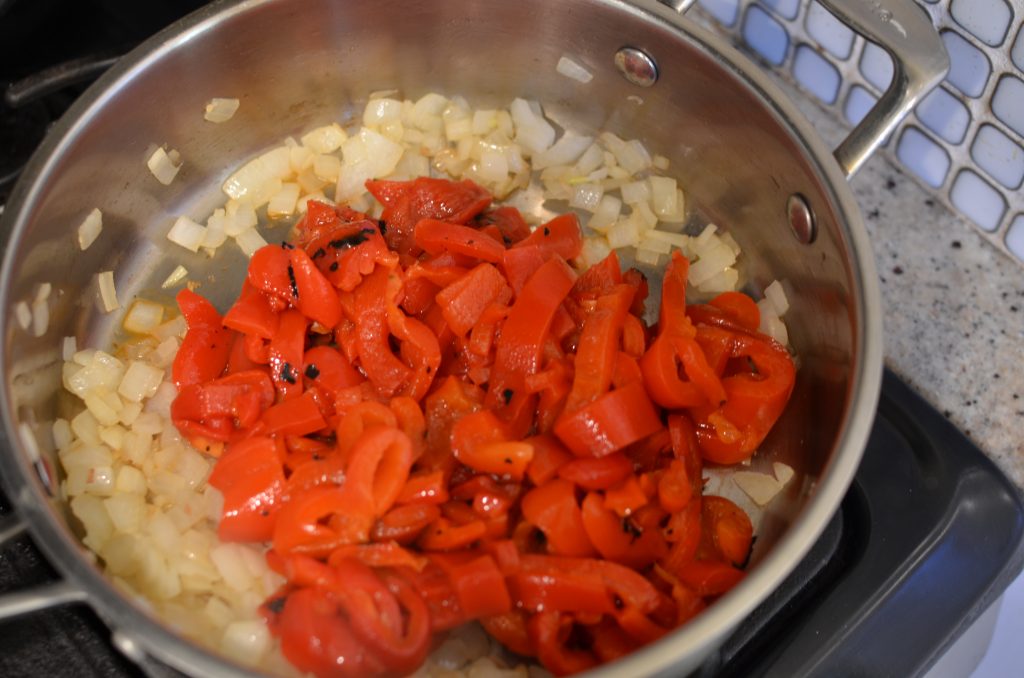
[305,364,320,379]
[502,388,514,404]
[280,362,298,384]
[329,262,339,272]
[330,230,371,249]
[312,247,327,259]
[287,265,299,298]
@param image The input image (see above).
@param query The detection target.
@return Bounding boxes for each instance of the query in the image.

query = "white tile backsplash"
[859,41,894,91]
[950,0,1013,47]
[806,1,855,59]
[702,0,1024,266]
[898,127,952,188]
[991,76,1024,139]
[916,86,971,144]
[942,30,992,97]
[950,170,1006,232]
[970,125,1024,189]
[793,43,840,103]
[743,4,790,65]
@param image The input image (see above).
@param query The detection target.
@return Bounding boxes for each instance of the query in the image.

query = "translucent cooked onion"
[167,216,206,252]
[556,55,594,83]
[147,147,182,186]
[98,271,119,313]
[123,300,164,335]
[78,208,103,250]
[161,265,189,289]
[204,98,240,123]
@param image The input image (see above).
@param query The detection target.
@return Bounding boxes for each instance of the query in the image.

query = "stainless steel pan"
[0,0,947,675]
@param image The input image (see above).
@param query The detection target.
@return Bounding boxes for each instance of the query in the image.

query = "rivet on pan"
[787,194,817,244]
[614,47,658,87]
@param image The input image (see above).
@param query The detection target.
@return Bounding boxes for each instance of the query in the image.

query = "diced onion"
[161,265,189,289]
[62,336,78,361]
[267,183,301,218]
[15,301,31,330]
[167,216,206,253]
[733,471,784,506]
[222,146,290,202]
[588,194,621,231]
[312,155,342,183]
[78,208,103,250]
[764,280,790,316]
[234,228,268,257]
[569,183,604,212]
[774,462,795,486]
[118,361,164,403]
[533,133,594,170]
[147,147,182,186]
[221,620,271,666]
[556,55,594,83]
[123,300,165,335]
[204,98,240,123]
[635,248,663,267]
[98,271,119,313]
[31,295,49,337]
[363,98,403,127]
[301,124,347,154]
[510,98,555,156]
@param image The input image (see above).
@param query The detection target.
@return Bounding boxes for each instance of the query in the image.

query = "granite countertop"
[780,81,1024,491]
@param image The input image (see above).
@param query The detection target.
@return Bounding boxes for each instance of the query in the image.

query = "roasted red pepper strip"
[520,478,595,557]
[289,246,342,328]
[689,332,795,464]
[414,218,506,263]
[489,256,576,423]
[352,266,412,397]
[207,436,285,542]
[268,309,307,400]
[512,213,583,261]
[553,380,662,457]
[564,284,635,413]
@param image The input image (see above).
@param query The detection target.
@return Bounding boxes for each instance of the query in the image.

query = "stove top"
[2,369,1021,677]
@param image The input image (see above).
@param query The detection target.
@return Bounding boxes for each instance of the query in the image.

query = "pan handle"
[666,0,948,178]
[816,0,948,178]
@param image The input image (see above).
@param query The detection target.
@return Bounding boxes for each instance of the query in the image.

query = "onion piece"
[123,300,165,335]
[301,124,347,154]
[510,98,555,156]
[166,216,206,253]
[161,265,189,289]
[147,147,182,186]
[31,295,49,337]
[587,194,622,231]
[62,336,77,361]
[765,280,790,316]
[78,208,103,250]
[234,228,267,257]
[733,471,784,506]
[533,132,594,170]
[204,98,240,123]
[556,55,594,83]
[773,462,795,486]
[98,271,119,312]
[267,183,301,218]
[222,146,290,201]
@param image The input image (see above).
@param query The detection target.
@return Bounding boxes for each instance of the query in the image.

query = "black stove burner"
[1,370,1021,677]
[0,0,207,204]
